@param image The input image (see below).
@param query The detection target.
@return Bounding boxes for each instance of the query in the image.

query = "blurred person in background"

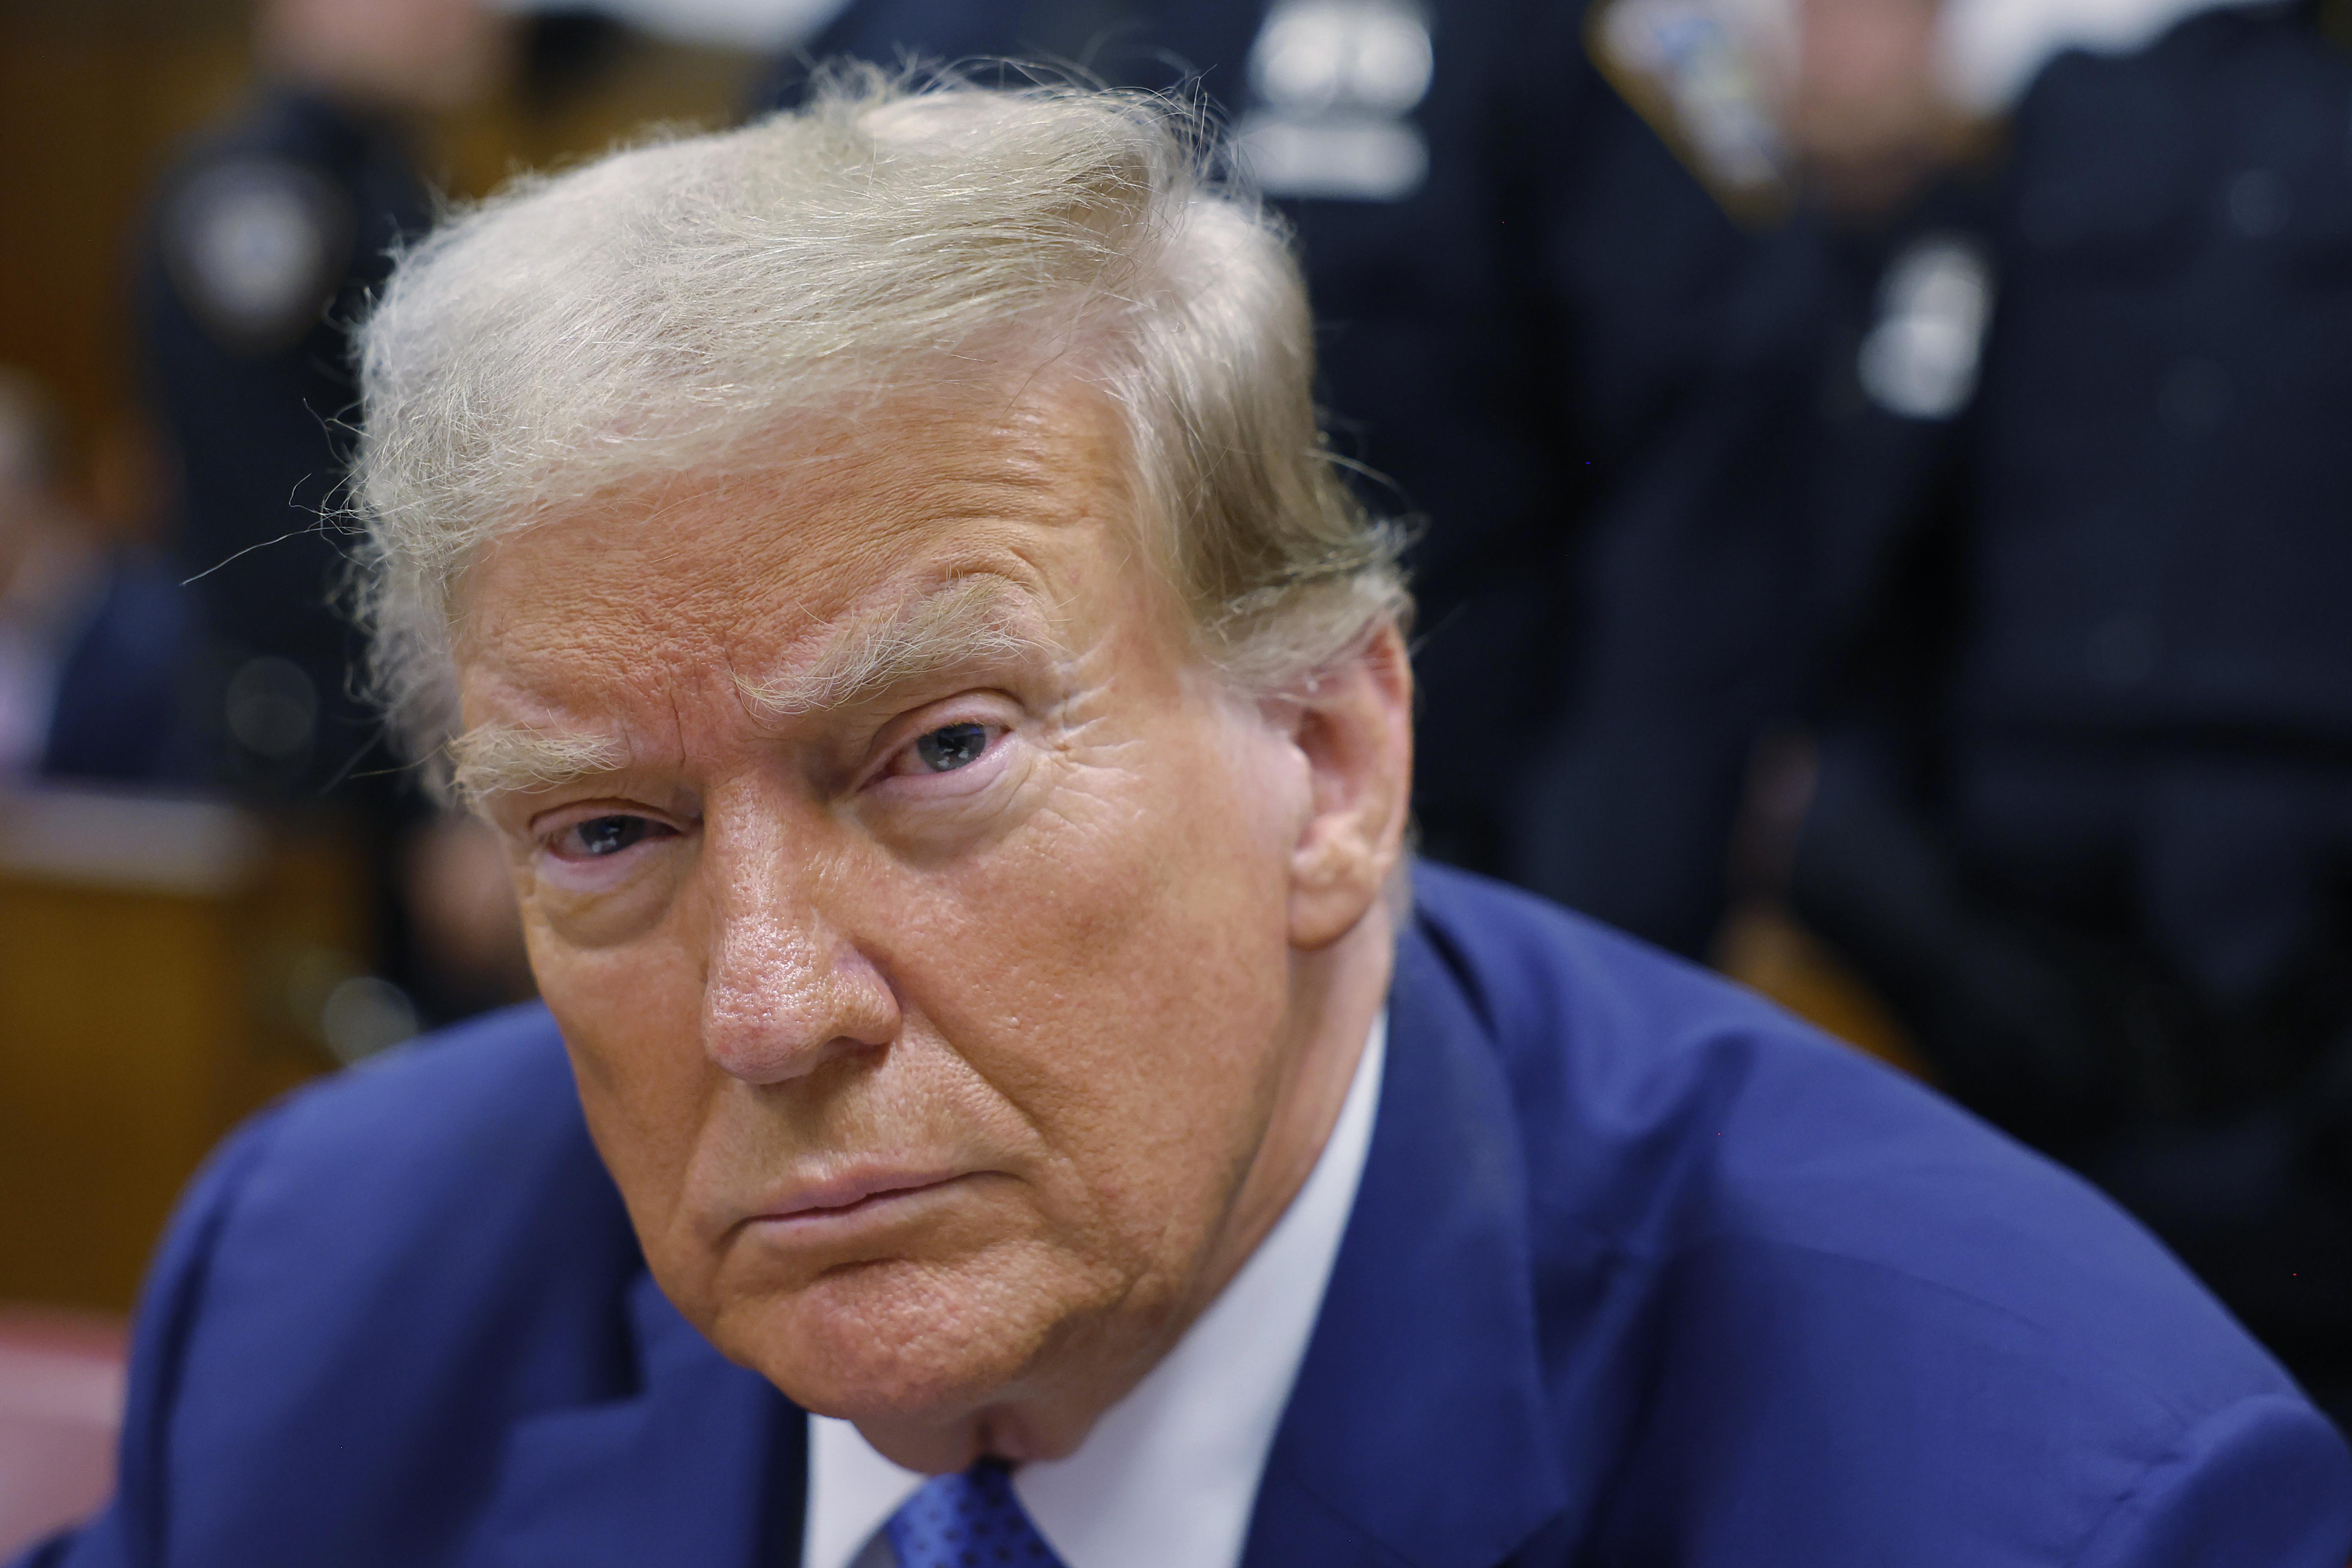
[137,0,528,1029]
[756,0,1823,960]
[140,0,508,803]
[0,372,99,780]
[0,370,191,786]
[1762,0,2352,1420]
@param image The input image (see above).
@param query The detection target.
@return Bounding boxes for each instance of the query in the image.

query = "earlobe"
[1284,624,1414,951]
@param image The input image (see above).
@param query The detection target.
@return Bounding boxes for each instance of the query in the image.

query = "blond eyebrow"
[733,574,1050,721]
[447,578,1052,809]
[446,722,628,811]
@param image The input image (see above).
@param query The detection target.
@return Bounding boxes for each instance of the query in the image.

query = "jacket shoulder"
[1408,861,2267,1381]
[1403,863,2352,1562]
[169,1000,637,1368]
[91,1005,645,1564]
[215,1002,605,1234]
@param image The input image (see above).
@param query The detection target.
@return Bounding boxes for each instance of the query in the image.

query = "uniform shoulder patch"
[1587,0,1794,225]
[162,155,354,358]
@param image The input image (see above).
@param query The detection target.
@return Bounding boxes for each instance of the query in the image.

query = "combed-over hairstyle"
[352,66,1406,792]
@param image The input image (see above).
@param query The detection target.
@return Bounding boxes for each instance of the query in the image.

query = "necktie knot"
[884,1457,1067,1568]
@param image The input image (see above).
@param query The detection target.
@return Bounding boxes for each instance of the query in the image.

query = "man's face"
[456,380,1370,1459]
[266,0,512,115]
[1789,0,1958,216]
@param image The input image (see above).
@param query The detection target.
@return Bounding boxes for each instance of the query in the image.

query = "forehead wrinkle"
[450,384,1133,797]
[733,573,1058,722]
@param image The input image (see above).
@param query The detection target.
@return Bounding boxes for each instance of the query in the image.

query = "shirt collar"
[803,1009,1389,1568]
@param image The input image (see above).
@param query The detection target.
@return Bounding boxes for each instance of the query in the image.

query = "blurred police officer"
[140,0,510,802]
[0,385,200,787]
[137,0,525,1039]
[1789,0,2352,1418]
[757,0,1819,956]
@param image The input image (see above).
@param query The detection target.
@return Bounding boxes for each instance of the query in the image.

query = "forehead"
[453,380,1148,712]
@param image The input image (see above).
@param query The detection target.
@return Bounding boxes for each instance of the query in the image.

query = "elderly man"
[18,74,2350,1568]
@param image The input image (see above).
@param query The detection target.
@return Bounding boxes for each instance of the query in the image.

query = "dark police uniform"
[132,87,456,1041]
[764,0,1819,955]
[138,86,432,803]
[39,554,202,783]
[1793,2,2352,1416]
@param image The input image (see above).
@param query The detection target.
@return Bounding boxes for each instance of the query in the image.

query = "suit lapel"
[1241,909,1570,1568]
[461,1270,805,1568]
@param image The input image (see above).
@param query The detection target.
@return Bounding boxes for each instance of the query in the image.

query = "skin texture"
[454,375,1413,1472]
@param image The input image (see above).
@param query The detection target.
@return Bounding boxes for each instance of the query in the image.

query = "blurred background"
[2,0,2350,1548]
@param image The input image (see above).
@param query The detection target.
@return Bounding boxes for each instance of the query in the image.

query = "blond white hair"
[351,66,1406,791]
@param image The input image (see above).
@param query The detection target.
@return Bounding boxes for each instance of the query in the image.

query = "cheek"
[905,707,1303,1237]
[524,834,693,951]
[528,916,714,1232]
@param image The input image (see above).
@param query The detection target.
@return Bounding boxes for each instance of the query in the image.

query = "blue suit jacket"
[20,866,2352,1566]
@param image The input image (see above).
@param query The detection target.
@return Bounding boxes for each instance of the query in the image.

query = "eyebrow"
[447,722,628,809]
[448,575,1052,809]
[732,574,1049,721]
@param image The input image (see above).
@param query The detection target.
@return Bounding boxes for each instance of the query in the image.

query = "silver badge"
[1587,0,1794,221]
[1234,0,1434,203]
[166,157,352,356]
[1858,234,1995,421]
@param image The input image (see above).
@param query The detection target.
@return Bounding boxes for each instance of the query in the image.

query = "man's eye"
[565,815,657,857]
[912,722,991,773]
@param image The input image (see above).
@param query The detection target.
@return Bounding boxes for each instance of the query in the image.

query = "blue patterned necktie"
[884,1458,1068,1568]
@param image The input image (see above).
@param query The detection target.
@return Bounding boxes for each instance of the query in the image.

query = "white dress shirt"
[802,1011,1388,1568]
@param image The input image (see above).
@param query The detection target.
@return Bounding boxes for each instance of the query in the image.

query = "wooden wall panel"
[0,5,247,488]
[0,791,365,1312]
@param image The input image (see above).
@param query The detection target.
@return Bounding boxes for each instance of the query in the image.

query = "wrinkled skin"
[454,376,1412,1471]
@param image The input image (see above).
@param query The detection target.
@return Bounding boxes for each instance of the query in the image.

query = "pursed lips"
[740,1167,969,1234]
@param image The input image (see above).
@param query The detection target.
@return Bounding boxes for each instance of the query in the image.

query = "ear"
[1279,621,1414,951]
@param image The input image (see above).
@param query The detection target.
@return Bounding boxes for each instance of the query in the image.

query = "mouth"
[746,1169,967,1233]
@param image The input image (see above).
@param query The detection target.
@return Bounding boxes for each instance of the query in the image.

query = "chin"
[707,1249,1081,1424]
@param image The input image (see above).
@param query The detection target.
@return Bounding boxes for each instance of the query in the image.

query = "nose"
[699,825,899,1085]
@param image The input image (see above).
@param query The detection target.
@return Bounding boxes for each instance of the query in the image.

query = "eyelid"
[552,815,659,855]
[528,798,686,847]
[879,719,1005,780]
[860,693,1022,786]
